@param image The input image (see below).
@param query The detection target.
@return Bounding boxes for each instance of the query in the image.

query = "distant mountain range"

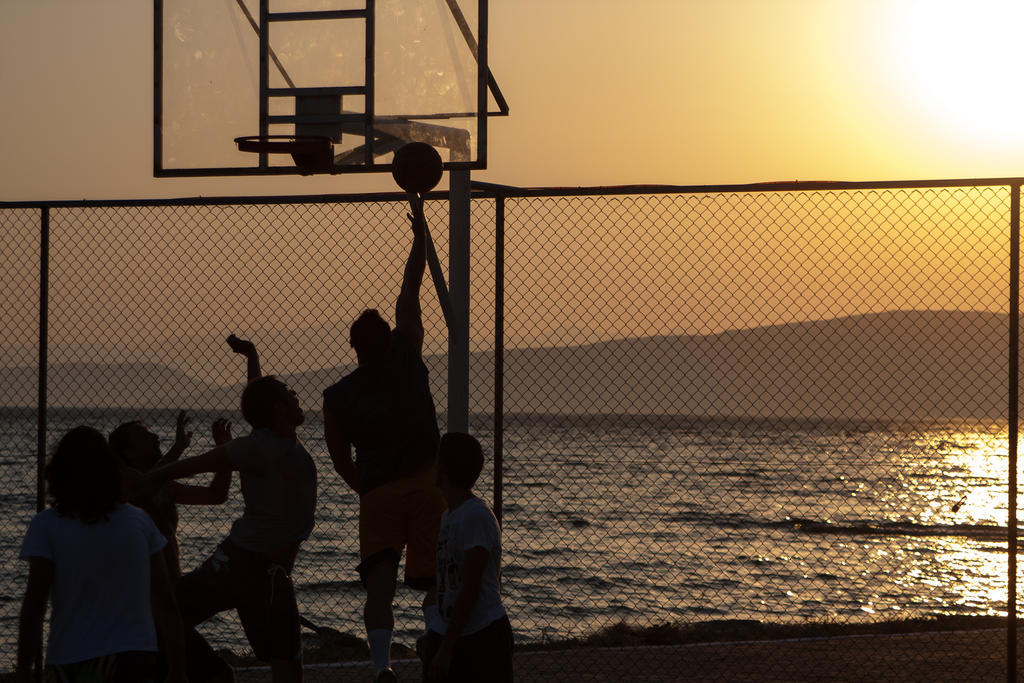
[0,310,1012,420]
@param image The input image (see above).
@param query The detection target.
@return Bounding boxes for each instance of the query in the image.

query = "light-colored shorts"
[358,463,446,589]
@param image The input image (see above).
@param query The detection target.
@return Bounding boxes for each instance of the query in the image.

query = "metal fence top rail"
[3,175,1024,210]
[470,176,1024,197]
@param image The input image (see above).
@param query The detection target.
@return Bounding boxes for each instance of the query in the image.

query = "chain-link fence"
[1,181,1021,681]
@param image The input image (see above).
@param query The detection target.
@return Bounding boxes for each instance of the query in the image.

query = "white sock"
[424,603,444,634]
[368,628,392,672]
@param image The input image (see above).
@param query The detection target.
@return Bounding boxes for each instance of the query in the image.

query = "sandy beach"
[233,628,1014,682]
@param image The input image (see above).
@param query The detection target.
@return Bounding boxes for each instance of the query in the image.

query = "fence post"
[36,206,48,513]
[448,170,471,433]
[494,195,504,527]
[33,205,48,683]
[1010,183,1020,683]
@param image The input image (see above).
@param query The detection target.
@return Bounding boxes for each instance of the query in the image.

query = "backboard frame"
[153,0,507,177]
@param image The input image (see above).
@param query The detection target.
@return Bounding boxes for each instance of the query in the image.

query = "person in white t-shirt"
[15,426,185,683]
[421,432,513,683]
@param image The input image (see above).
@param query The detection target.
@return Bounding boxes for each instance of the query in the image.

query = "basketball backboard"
[154,0,507,176]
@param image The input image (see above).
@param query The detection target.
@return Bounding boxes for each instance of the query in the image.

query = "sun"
[884,0,1024,150]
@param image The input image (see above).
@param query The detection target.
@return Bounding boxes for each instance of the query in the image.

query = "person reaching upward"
[323,196,445,682]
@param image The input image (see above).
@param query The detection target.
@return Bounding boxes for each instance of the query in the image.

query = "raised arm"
[157,410,193,466]
[324,403,358,492]
[139,446,234,490]
[167,418,233,506]
[394,194,427,354]
[227,334,262,381]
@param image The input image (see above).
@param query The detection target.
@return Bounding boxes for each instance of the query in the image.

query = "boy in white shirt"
[422,433,513,682]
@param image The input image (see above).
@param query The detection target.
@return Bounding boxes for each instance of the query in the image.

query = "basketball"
[392,142,444,193]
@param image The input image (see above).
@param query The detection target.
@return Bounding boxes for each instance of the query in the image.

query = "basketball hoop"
[234,135,335,175]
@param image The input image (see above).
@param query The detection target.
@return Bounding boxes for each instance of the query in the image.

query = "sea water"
[0,408,1016,666]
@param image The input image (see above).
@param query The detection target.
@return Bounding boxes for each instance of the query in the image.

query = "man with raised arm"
[323,196,445,683]
[139,337,317,683]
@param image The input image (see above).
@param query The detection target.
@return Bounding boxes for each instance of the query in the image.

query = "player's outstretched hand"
[212,418,232,446]
[227,334,257,357]
[407,192,426,235]
[171,410,193,455]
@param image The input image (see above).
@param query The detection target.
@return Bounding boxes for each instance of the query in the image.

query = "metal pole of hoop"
[415,194,456,338]
[395,143,470,435]
[447,170,471,434]
[410,178,470,435]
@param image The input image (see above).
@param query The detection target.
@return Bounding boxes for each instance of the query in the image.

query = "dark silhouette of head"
[241,375,304,429]
[108,420,161,471]
[350,309,392,365]
[437,432,484,490]
[46,425,122,524]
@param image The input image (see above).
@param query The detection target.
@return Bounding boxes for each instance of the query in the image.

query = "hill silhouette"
[0,310,1011,420]
[485,309,1007,420]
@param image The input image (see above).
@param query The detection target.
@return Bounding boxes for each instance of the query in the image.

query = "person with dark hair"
[110,411,232,578]
[323,198,445,682]
[139,338,317,683]
[16,426,186,683]
[421,433,512,683]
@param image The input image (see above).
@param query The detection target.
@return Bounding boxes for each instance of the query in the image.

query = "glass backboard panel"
[156,0,494,176]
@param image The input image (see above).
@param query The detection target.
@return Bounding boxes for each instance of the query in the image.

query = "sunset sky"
[3,0,1024,201]
[0,0,1018,368]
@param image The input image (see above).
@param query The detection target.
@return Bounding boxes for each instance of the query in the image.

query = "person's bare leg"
[364,559,399,675]
[365,559,398,631]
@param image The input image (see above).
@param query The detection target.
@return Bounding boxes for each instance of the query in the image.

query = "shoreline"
[219,614,1015,669]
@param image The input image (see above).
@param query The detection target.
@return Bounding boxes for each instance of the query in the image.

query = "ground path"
[236,628,1015,681]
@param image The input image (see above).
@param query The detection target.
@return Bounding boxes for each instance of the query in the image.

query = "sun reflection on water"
[905,428,1020,615]
[912,429,1014,524]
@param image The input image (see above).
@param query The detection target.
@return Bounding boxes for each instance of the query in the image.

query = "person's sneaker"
[374,668,398,683]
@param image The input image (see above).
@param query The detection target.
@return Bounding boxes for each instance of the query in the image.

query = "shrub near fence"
[1,180,1020,680]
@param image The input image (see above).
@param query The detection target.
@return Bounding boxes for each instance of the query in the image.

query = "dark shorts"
[44,651,158,683]
[418,615,514,683]
[176,538,302,671]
